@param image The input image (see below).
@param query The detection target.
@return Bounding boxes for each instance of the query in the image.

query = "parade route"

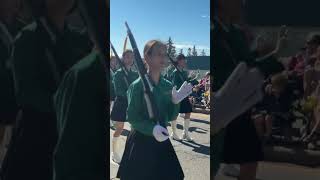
[216,162,320,180]
[110,113,211,180]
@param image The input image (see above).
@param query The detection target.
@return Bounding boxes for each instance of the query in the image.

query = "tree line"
[166,37,207,58]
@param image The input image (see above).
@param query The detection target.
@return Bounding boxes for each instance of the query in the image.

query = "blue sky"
[110,0,210,57]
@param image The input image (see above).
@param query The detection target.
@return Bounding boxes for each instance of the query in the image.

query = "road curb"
[264,145,320,167]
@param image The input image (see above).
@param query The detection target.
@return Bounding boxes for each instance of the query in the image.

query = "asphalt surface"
[109,113,211,180]
[215,162,320,180]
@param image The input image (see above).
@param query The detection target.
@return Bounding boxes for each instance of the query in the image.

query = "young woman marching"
[171,54,196,141]
[109,55,117,127]
[110,49,138,164]
[117,40,186,180]
[2,0,92,179]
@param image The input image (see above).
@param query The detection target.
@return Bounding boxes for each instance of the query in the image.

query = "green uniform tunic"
[172,69,195,113]
[53,51,107,180]
[13,18,92,112]
[2,18,92,179]
[127,76,180,136]
[112,68,139,97]
[117,76,184,180]
[172,69,190,88]
[165,64,175,81]
[212,18,284,175]
[0,22,17,123]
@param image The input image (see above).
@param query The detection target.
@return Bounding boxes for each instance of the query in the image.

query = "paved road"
[109,113,211,180]
[215,162,320,180]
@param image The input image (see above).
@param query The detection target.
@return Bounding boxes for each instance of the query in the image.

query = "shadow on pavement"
[178,140,210,156]
[191,118,210,125]
[189,127,208,134]
[175,124,208,134]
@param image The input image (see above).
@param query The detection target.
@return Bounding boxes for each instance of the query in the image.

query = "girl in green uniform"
[109,55,117,127]
[0,0,21,164]
[171,54,195,141]
[212,0,285,179]
[110,49,138,164]
[117,40,184,180]
[2,0,92,179]
[53,0,108,179]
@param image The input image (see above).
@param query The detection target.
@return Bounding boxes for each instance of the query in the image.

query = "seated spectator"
[253,73,295,140]
[304,46,320,99]
[288,47,306,77]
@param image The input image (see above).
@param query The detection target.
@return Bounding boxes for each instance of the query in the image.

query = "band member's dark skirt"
[111,96,128,122]
[117,130,184,180]
[0,79,18,125]
[179,97,193,113]
[0,100,18,125]
[222,111,264,164]
[110,94,116,101]
[1,107,58,180]
[0,110,17,125]
[110,88,116,101]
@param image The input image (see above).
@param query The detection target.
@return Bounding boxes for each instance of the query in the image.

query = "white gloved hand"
[172,81,193,104]
[213,62,264,133]
[153,125,169,142]
[189,71,196,78]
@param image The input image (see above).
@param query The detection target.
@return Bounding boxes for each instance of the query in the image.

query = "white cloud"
[201,15,210,19]
[175,43,210,51]
[174,43,210,55]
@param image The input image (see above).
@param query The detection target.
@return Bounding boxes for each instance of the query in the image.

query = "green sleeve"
[133,71,139,82]
[113,71,127,97]
[127,71,139,85]
[12,31,53,112]
[53,66,106,180]
[126,83,155,136]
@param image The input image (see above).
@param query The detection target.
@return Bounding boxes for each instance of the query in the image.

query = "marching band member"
[171,54,197,141]
[117,40,191,180]
[110,49,138,164]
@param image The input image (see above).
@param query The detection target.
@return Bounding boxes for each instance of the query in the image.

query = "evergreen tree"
[192,45,198,56]
[179,49,184,55]
[200,49,206,56]
[187,48,192,56]
[167,37,176,58]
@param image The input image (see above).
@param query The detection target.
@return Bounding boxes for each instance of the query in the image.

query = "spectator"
[304,46,320,99]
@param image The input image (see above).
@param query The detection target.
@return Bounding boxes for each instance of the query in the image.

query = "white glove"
[189,71,196,78]
[213,62,264,133]
[153,125,169,142]
[172,81,193,104]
